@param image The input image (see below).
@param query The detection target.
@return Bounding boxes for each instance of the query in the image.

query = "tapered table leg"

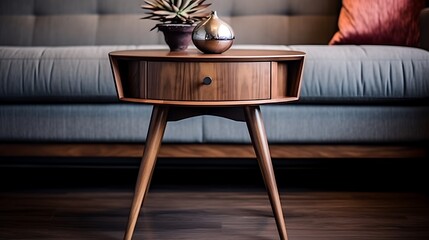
[124,105,169,240]
[244,106,288,240]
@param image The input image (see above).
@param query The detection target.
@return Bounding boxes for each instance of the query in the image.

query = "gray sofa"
[1,0,428,158]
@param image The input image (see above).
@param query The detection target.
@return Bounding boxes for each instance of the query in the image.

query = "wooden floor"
[1,158,428,240]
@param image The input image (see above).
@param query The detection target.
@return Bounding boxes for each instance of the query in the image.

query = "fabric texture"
[290,45,429,102]
[0,45,166,102]
[330,0,425,47]
[2,45,428,103]
[1,104,428,143]
[421,8,429,50]
[0,0,428,145]
[203,105,429,143]
[0,0,341,46]
[0,104,203,143]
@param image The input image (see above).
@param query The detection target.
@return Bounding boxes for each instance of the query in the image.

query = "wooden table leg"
[124,106,169,240]
[244,106,288,240]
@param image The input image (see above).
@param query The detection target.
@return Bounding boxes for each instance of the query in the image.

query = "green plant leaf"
[180,0,191,10]
[176,0,182,9]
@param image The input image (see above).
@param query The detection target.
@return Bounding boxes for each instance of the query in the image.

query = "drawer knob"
[202,77,212,85]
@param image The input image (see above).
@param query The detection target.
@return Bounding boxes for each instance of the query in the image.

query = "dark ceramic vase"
[157,24,195,52]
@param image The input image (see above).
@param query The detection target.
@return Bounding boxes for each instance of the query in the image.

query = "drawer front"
[147,61,271,101]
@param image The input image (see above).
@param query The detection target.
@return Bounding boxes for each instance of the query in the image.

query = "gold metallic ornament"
[192,11,235,54]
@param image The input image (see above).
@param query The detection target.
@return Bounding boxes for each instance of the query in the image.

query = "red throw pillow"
[329,0,426,47]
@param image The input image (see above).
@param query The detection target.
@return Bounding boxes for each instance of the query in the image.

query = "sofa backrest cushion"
[0,0,341,46]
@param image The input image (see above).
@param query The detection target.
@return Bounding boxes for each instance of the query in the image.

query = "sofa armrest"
[420,8,429,51]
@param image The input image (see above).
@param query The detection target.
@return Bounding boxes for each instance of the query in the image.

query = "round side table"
[109,49,305,240]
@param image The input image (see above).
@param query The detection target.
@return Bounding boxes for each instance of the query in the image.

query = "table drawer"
[147,62,271,101]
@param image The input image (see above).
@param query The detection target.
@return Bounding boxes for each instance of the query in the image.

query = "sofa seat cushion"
[0,46,120,102]
[0,45,164,102]
[290,45,429,103]
[1,45,428,103]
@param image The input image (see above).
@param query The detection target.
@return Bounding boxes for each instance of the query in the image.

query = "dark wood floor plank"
[1,143,427,158]
[1,190,428,240]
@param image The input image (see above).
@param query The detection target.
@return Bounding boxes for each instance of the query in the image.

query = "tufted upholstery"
[1,0,429,144]
[0,0,341,46]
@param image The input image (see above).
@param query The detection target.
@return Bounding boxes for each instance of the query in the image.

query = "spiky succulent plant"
[142,0,212,30]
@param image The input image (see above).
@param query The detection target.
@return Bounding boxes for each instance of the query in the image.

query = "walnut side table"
[109,49,305,240]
